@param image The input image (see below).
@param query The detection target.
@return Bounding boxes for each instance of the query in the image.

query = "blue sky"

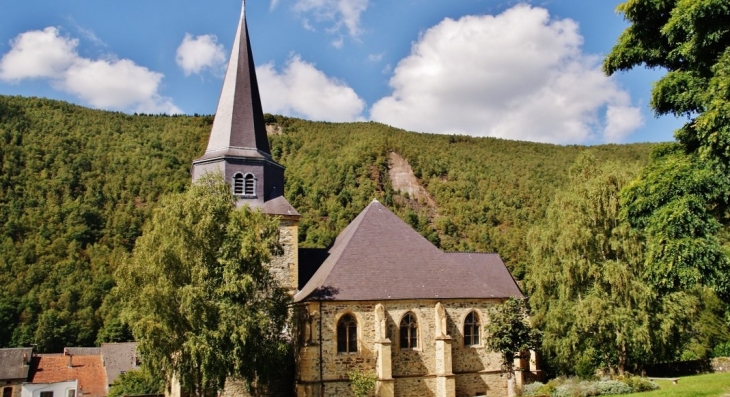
[0,0,684,144]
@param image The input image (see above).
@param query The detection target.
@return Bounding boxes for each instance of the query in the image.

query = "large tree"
[604,0,730,301]
[114,174,291,396]
[526,154,695,375]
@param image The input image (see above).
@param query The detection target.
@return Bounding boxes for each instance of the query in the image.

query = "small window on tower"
[244,174,256,196]
[232,173,244,195]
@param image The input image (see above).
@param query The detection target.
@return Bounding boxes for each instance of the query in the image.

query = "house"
[185,1,530,396]
[0,348,33,397]
[25,352,106,397]
[100,343,141,390]
[0,343,142,397]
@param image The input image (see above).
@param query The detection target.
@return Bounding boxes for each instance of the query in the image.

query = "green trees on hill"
[269,117,654,279]
[0,95,654,354]
[0,96,211,351]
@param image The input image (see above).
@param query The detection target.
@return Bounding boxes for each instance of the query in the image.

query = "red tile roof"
[30,355,107,397]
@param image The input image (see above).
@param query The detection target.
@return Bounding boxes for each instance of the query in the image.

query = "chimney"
[64,347,72,368]
[23,352,28,365]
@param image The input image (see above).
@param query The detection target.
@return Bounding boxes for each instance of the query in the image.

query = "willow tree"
[604,0,730,302]
[526,154,695,375]
[115,174,290,396]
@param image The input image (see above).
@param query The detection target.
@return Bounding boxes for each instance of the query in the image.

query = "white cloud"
[257,54,365,122]
[0,27,78,80]
[0,27,180,114]
[605,105,644,142]
[370,5,643,144]
[61,58,180,113]
[367,52,384,62]
[292,0,369,41]
[176,33,226,76]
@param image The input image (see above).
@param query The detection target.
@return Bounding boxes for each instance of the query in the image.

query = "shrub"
[348,370,376,397]
[550,380,602,397]
[620,376,659,392]
[522,382,552,397]
[713,342,730,358]
[595,380,633,395]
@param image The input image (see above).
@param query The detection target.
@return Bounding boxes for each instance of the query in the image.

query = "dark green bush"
[713,342,730,357]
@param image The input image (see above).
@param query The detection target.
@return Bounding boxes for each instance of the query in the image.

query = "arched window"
[337,314,357,353]
[464,311,480,346]
[232,173,245,195]
[244,174,255,196]
[400,312,418,349]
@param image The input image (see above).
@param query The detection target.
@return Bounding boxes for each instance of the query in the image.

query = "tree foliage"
[114,174,290,396]
[108,369,163,397]
[348,370,376,397]
[0,96,210,350]
[0,95,653,351]
[485,297,540,377]
[526,154,699,375]
[604,0,730,302]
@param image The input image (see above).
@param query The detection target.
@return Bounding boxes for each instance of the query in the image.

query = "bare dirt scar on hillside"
[388,151,438,210]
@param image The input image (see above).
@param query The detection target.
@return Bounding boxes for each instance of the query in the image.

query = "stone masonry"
[294,299,514,397]
[268,218,299,295]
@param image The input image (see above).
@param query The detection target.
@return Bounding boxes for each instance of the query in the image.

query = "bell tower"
[191,1,299,295]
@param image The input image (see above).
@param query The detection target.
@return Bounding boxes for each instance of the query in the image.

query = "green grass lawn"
[628,373,730,396]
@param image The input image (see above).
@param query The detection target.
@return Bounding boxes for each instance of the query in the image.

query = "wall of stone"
[711,357,730,373]
[268,219,298,295]
[2,382,22,397]
[454,372,507,397]
[295,299,508,397]
[393,377,436,397]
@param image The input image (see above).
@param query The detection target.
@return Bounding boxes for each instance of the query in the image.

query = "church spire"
[205,0,270,155]
[192,1,297,216]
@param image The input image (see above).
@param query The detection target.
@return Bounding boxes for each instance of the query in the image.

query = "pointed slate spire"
[205,0,270,156]
[191,1,297,217]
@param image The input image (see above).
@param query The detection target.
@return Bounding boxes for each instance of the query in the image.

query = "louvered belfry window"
[464,311,480,346]
[337,314,357,353]
[233,173,245,195]
[400,312,418,349]
[244,174,255,196]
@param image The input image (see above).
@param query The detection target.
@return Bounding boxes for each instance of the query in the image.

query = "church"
[189,2,528,396]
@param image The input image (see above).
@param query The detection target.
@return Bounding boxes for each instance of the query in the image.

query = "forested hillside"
[0,95,653,351]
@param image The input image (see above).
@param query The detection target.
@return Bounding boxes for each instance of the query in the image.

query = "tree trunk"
[618,344,627,376]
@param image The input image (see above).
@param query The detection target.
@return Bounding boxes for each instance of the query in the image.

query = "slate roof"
[262,195,300,217]
[0,347,33,380]
[201,1,271,159]
[101,342,140,386]
[294,200,524,302]
[29,355,106,397]
[65,347,101,356]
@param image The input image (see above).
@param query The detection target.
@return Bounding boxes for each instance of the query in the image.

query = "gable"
[295,200,523,302]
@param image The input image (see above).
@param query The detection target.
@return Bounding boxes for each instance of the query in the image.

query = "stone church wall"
[295,299,508,397]
[268,219,298,295]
